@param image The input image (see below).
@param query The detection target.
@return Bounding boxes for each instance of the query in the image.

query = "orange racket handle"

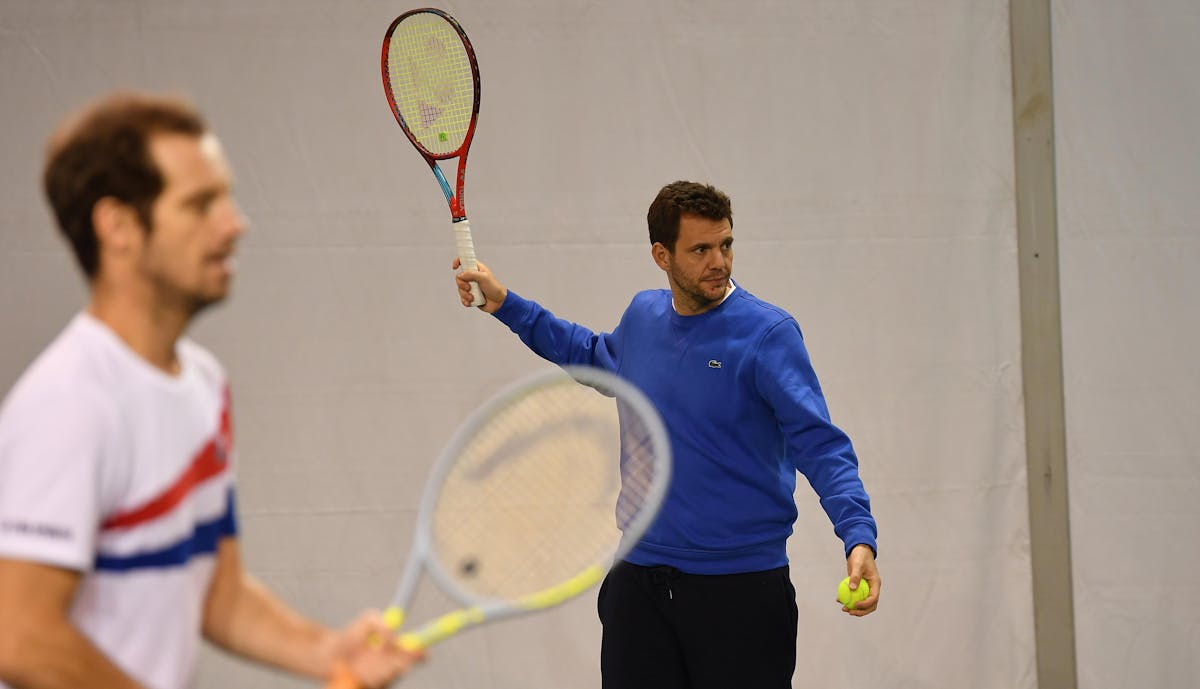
[324,661,361,689]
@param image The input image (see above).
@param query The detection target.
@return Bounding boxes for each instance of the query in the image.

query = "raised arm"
[453,259,624,372]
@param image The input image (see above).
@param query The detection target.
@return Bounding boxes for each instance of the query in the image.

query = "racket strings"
[430,380,666,602]
[615,399,663,527]
[386,13,476,155]
[437,398,616,593]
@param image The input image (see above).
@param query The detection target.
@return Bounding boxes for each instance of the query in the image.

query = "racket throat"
[429,163,458,210]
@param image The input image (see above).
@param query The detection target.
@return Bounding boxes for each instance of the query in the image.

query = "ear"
[651,242,671,272]
[92,197,142,255]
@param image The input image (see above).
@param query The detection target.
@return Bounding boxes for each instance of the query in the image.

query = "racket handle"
[325,662,361,689]
[454,219,485,307]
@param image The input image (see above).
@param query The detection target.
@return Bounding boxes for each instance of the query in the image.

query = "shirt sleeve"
[218,487,239,538]
[753,319,878,557]
[492,290,622,372]
[0,385,115,571]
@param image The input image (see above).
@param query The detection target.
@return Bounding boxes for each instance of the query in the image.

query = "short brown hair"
[646,181,733,251]
[42,92,207,278]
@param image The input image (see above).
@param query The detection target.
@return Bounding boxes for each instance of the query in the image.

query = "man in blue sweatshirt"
[454,180,880,689]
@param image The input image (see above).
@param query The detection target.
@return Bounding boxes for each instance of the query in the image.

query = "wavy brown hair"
[646,180,733,251]
[43,92,207,279]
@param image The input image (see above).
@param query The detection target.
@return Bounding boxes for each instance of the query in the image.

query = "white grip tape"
[454,219,484,306]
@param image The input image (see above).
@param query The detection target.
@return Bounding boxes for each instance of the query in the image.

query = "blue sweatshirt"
[493,284,877,574]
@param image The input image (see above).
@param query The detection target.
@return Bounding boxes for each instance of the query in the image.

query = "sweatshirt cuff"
[493,289,533,328]
[842,527,878,559]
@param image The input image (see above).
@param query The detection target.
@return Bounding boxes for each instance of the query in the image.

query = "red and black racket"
[382,8,484,305]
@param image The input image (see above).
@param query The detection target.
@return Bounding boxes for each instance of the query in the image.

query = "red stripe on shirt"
[101,389,233,531]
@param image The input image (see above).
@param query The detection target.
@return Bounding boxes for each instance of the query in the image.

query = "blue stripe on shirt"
[94,488,238,572]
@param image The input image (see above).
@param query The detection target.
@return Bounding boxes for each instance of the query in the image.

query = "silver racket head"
[419,366,671,606]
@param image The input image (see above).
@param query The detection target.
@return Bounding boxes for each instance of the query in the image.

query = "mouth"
[209,251,237,276]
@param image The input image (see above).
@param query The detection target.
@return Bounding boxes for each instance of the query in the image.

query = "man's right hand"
[453,259,507,314]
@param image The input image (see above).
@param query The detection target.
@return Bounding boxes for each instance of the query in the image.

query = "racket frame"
[389,366,672,648]
[381,7,481,221]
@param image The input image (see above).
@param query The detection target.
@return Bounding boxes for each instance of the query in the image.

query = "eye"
[187,196,213,216]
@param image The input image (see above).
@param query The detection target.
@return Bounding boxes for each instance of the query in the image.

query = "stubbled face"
[656,213,733,316]
[137,132,245,315]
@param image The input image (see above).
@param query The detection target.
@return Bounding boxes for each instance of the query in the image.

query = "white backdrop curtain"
[2,2,1193,688]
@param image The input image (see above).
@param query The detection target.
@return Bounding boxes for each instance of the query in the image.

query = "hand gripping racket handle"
[323,607,411,689]
[454,219,485,307]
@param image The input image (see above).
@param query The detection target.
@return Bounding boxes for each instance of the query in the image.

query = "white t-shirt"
[0,313,237,689]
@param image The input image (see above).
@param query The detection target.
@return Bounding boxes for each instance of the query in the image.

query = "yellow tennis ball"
[837,577,870,608]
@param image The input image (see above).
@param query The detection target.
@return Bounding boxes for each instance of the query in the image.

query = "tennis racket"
[326,366,671,688]
[382,8,486,306]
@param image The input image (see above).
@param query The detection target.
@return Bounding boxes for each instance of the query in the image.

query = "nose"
[709,247,728,271]
[217,197,248,240]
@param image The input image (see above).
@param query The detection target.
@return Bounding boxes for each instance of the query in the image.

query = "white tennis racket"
[327,366,671,687]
